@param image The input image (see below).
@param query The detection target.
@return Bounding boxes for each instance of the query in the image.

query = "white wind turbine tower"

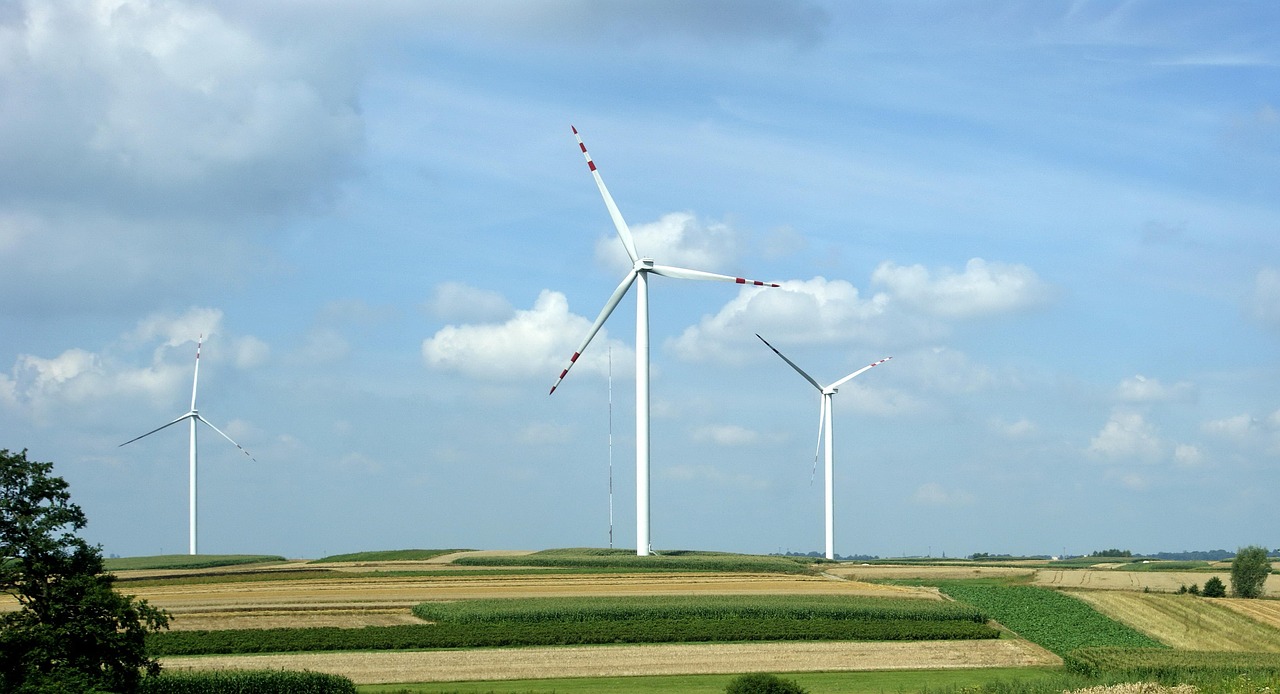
[756,334,890,561]
[119,336,254,555]
[551,126,780,556]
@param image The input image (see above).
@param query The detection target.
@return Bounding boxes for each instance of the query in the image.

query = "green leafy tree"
[725,673,809,694]
[1202,576,1226,598]
[0,448,169,693]
[1231,545,1273,598]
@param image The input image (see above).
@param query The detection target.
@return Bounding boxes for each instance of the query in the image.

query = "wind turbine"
[119,336,254,555]
[551,126,780,556]
[756,334,890,560]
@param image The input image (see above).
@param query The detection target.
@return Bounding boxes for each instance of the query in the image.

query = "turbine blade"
[190,335,202,411]
[829,356,893,390]
[119,413,192,447]
[196,415,256,462]
[550,270,638,394]
[756,334,822,391]
[651,264,780,287]
[811,396,826,485]
[573,126,639,264]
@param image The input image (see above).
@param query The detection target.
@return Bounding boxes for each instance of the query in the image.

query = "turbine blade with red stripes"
[573,126,639,264]
[550,270,638,394]
[651,264,780,287]
[830,356,893,390]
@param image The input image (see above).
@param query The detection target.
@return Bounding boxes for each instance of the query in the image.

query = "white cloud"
[1173,443,1204,467]
[422,289,631,382]
[595,212,742,274]
[1202,413,1257,442]
[1115,374,1195,403]
[691,423,760,446]
[428,282,514,323]
[870,258,1051,319]
[913,482,975,506]
[669,277,893,363]
[1087,410,1164,463]
[130,307,224,348]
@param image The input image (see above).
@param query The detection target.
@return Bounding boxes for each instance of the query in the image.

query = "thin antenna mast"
[608,346,614,549]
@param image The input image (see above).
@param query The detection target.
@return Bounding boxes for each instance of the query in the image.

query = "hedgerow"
[139,670,355,693]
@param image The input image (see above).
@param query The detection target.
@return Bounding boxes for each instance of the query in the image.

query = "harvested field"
[1036,570,1280,596]
[1067,590,1280,652]
[126,571,929,630]
[161,638,1060,684]
[1219,598,1280,631]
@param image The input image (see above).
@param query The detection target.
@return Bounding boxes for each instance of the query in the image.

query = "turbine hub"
[635,258,655,271]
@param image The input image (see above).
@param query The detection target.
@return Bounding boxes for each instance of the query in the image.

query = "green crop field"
[147,594,998,655]
[936,581,1165,655]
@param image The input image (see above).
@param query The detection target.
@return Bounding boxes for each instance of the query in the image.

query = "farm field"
[118,565,930,631]
[161,638,1061,685]
[1066,590,1280,652]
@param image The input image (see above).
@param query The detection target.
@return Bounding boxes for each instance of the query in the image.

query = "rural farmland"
[68,550,1280,688]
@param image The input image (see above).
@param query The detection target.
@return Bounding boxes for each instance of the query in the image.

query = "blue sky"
[2,1,1277,559]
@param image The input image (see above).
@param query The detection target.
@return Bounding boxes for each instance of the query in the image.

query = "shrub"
[1202,576,1226,598]
[725,673,808,694]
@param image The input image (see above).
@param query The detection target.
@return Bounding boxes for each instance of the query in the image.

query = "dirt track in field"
[162,639,1061,684]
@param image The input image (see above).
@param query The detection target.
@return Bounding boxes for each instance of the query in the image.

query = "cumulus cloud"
[0,0,362,214]
[669,277,894,363]
[595,212,744,274]
[129,307,225,348]
[1173,443,1204,467]
[1087,410,1164,463]
[870,258,1051,319]
[1115,374,1195,403]
[0,1,365,314]
[663,463,769,490]
[423,289,631,382]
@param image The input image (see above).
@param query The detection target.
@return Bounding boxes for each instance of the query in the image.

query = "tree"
[1231,545,1273,599]
[0,448,169,692]
[1202,576,1226,598]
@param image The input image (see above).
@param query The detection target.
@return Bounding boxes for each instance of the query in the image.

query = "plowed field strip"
[161,639,1060,684]
[1067,590,1280,652]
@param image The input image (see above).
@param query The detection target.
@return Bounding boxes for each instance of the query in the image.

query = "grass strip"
[936,581,1165,655]
[104,554,288,571]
